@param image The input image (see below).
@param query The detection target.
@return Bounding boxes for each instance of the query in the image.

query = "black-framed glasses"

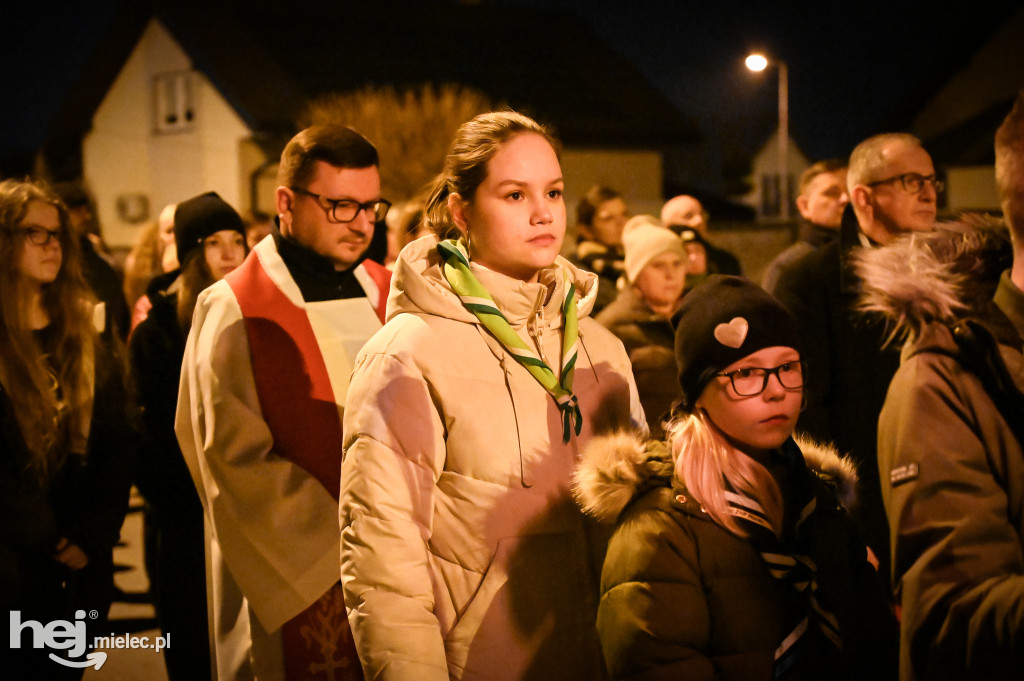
[20,226,61,246]
[715,360,806,396]
[290,187,391,223]
[866,172,944,195]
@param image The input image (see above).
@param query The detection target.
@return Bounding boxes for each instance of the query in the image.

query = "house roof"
[921,99,1016,166]
[234,1,698,147]
[910,6,1024,165]
[41,2,152,179]
[43,0,698,175]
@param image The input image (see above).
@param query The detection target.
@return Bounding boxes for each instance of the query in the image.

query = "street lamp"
[746,53,790,222]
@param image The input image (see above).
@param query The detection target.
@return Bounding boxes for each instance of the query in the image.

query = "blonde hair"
[123,220,165,307]
[425,110,559,240]
[798,158,846,195]
[667,410,783,538]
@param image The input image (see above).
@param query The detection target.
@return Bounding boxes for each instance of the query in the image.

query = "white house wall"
[83,19,252,248]
[739,128,810,220]
[558,148,663,254]
[561,148,663,215]
[944,166,999,213]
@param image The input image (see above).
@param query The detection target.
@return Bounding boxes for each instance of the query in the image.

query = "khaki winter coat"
[340,236,645,681]
[575,432,897,681]
[857,220,1024,680]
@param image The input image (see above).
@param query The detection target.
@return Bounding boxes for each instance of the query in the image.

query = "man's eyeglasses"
[715,361,806,397]
[866,172,944,195]
[291,187,391,223]
[20,226,61,246]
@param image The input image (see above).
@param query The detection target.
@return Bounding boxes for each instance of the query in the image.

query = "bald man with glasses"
[850,133,939,242]
[177,125,390,680]
[772,134,939,597]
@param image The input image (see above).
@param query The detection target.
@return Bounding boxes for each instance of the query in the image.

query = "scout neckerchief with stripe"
[436,238,582,443]
[725,444,842,679]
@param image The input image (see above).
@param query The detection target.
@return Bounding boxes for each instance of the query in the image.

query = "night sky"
[2,0,1015,192]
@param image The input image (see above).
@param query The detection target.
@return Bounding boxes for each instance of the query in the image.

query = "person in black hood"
[128,191,247,680]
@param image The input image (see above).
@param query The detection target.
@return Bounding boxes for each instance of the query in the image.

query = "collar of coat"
[573,430,857,524]
[854,214,1014,346]
[598,285,676,326]
[387,233,600,325]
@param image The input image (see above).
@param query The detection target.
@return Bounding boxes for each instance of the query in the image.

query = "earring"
[465,229,472,256]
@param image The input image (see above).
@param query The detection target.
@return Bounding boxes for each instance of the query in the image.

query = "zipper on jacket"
[499,355,531,488]
[528,289,550,367]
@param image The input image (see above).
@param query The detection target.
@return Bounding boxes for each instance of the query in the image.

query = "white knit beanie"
[622,216,685,283]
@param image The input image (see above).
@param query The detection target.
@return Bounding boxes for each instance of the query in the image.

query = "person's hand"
[54,538,89,570]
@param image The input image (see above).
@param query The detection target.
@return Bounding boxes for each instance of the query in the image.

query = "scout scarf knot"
[726,480,842,679]
[437,238,582,442]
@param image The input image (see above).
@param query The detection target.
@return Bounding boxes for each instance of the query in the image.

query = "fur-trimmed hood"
[573,430,858,523]
[853,215,1012,345]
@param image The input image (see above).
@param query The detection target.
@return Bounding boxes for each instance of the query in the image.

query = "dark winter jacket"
[127,275,212,679]
[772,206,901,583]
[596,287,680,438]
[856,218,1024,680]
[127,279,201,523]
[762,221,838,294]
[575,431,897,681]
[0,331,132,622]
[81,237,131,342]
[704,241,743,277]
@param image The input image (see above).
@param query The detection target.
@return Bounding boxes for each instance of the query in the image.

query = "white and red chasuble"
[177,237,388,681]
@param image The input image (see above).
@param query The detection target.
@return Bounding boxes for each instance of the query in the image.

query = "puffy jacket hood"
[854,215,1012,345]
[574,430,858,523]
[387,234,601,325]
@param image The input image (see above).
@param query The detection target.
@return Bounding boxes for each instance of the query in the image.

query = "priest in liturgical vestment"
[177,125,391,680]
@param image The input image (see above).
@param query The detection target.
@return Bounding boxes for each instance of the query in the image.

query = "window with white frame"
[153,71,196,134]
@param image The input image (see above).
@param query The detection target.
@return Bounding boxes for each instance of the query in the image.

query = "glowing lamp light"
[743,52,790,222]
[745,54,769,72]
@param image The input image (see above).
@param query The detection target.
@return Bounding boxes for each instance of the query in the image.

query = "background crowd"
[2,90,1023,681]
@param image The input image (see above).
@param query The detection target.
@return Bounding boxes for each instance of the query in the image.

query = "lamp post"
[746,53,790,222]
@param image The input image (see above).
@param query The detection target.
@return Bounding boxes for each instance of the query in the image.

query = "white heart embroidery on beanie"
[714,317,749,348]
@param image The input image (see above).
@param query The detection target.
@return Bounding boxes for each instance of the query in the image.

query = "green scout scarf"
[436,238,582,443]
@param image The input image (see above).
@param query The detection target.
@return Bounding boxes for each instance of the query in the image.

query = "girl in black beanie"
[128,191,247,680]
[575,275,898,681]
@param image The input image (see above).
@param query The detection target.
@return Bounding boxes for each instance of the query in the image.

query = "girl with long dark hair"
[1,178,132,676]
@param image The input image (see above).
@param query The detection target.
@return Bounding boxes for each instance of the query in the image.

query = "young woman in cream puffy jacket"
[340,111,645,681]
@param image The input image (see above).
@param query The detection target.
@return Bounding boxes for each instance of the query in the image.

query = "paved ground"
[83,490,170,681]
